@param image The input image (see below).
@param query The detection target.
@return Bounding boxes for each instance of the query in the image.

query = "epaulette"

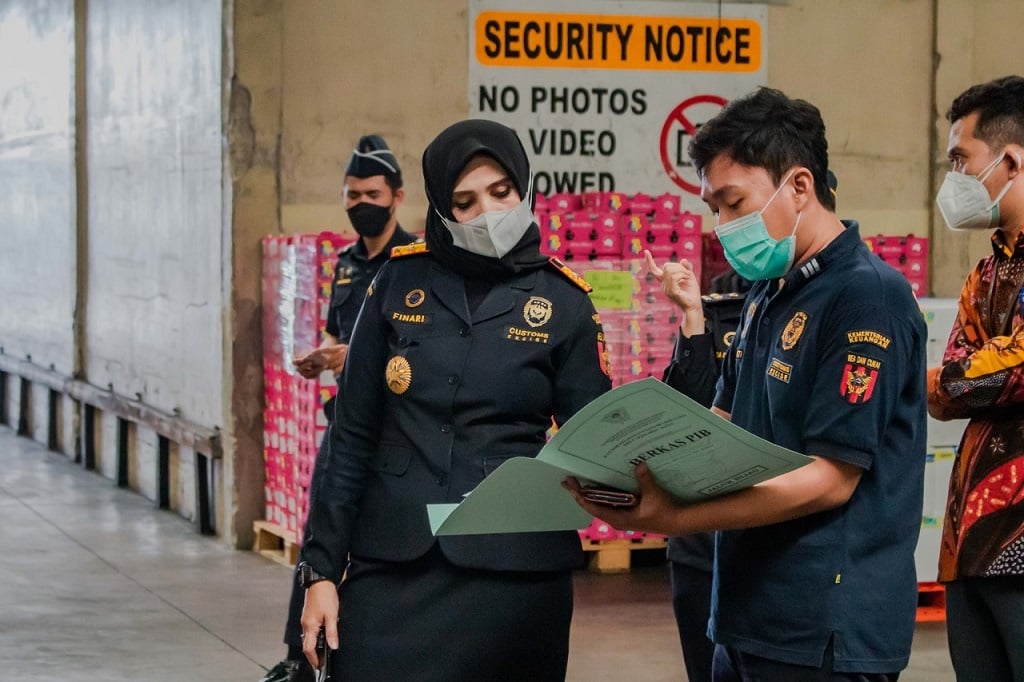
[701,292,746,304]
[391,241,428,259]
[547,256,592,292]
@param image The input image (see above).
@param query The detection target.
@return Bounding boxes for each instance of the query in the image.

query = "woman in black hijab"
[297,119,611,681]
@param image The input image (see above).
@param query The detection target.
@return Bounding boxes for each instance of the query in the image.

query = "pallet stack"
[260,232,354,547]
[532,190,696,558]
[534,190,701,390]
[864,234,929,296]
[258,215,935,575]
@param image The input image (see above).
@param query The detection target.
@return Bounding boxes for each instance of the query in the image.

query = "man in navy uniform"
[261,134,417,682]
[568,88,926,680]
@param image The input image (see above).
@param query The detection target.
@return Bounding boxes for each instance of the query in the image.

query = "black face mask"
[347,202,393,238]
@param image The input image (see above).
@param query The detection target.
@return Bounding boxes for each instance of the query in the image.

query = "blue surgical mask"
[714,171,802,281]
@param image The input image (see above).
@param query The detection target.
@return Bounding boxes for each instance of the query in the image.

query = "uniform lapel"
[472,270,538,324]
[429,263,471,325]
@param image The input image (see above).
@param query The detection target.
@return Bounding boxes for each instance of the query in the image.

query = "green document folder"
[428,377,811,536]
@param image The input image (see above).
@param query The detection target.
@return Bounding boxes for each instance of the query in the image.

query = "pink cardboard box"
[654,193,681,219]
[549,193,582,212]
[904,236,928,257]
[872,236,906,258]
[623,214,649,234]
[629,192,656,216]
[677,211,703,236]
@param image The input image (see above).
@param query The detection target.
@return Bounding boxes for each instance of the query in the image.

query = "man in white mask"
[928,75,1024,682]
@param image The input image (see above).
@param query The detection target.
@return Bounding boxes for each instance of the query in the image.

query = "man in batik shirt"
[929,75,1024,682]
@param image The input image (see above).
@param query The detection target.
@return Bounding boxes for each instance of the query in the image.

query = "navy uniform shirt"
[711,222,926,673]
[301,245,612,579]
[323,225,418,343]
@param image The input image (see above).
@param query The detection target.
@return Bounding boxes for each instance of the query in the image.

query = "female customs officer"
[297,119,612,681]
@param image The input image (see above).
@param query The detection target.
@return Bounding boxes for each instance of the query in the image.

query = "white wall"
[0,0,76,375]
[83,0,224,427]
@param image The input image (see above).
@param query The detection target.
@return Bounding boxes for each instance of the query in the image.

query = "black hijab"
[422,119,548,281]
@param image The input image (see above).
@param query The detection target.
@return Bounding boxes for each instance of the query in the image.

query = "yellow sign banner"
[475,11,762,72]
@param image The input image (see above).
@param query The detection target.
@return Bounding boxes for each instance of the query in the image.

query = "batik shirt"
[929,229,1024,580]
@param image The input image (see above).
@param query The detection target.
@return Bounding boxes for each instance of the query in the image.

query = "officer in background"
[261,134,418,682]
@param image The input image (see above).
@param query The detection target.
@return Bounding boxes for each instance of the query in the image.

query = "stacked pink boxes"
[533,191,701,390]
[863,234,929,296]
[261,232,355,540]
[533,191,701,546]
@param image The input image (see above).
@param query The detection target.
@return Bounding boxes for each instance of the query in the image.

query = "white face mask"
[936,152,1015,231]
[438,176,534,258]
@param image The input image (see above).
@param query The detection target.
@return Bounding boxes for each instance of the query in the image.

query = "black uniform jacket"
[324,226,418,343]
[302,245,612,580]
[661,293,746,570]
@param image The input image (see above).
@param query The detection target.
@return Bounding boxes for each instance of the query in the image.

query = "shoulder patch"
[547,256,592,292]
[701,292,745,304]
[390,241,428,259]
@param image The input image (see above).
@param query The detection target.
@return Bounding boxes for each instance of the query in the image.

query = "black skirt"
[332,545,573,681]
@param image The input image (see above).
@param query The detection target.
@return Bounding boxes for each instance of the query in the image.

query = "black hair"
[689,87,835,211]
[947,76,1024,150]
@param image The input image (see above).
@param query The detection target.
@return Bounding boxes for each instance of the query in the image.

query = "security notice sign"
[468,0,767,208]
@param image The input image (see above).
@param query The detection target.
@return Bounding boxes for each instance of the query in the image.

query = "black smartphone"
[581,485,640,508]
[315,627,330,682]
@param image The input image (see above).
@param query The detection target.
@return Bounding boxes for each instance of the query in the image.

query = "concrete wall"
[0,0,76,375]
[769,0,936,239]
[228,0,284,548]
[279,0,468,236]
[930,0,1024,296]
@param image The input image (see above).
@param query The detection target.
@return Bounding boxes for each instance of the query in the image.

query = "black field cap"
[345,134,401,179]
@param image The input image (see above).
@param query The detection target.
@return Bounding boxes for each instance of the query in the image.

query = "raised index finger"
[644,250,664,280]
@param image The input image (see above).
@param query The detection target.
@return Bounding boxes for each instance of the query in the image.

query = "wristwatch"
[297,561,332,589]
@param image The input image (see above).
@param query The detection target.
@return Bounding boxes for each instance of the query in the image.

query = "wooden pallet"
[253,520,300,567]
[581,535,668,574]
[916,582,946,622]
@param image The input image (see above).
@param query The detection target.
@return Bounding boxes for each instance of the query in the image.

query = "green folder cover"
[428,377,811,535]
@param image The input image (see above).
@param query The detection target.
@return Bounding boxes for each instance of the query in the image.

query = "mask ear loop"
[977,152,1007,182]
[979,153,1015,209]
[763,169,797,211]
[790,210,803,237]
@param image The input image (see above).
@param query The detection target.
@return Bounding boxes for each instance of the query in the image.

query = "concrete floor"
[0,425,955,681]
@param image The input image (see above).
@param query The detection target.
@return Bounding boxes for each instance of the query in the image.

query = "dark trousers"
[282,427,332,648]
[671,561,715,682]
[712,641,899,682]
[946,576,1024,682]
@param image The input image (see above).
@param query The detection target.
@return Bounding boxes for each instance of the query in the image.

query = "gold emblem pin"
[386,356,412,394]
[781,312,808,351]
[405,289,425,308]
[524,296,553,328]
